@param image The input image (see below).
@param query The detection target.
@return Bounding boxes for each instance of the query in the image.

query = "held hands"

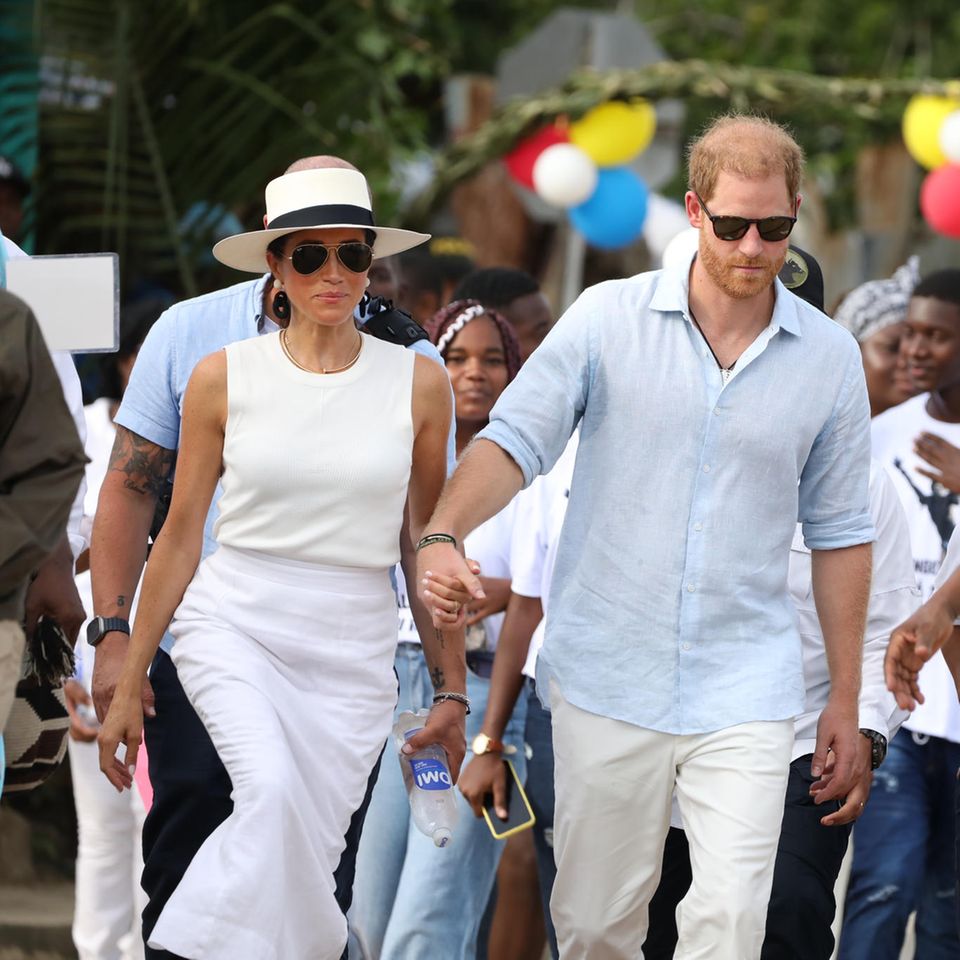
[915,432,960,493]
[97,680,145,792]
[465,577,511,627]
[810,735,874,827]
[401,698,467,782]
[417,541,485,629]
[884,601,953,710]
[810,696,861,806]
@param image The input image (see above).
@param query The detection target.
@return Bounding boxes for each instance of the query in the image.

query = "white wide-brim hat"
[213,167,430,273]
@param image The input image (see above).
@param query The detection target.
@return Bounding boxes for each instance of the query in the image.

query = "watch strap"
[87,616,130,647]
[859,728,887,770]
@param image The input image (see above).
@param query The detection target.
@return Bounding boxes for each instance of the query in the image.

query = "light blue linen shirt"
[116,275,455,653]
[479,258,874,734]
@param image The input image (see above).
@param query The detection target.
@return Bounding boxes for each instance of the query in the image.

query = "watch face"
[86,617,103,646]
[472,734,492,755]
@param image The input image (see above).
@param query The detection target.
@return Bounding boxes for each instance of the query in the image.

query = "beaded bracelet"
[432,691,471,715]
[416,533,458,552]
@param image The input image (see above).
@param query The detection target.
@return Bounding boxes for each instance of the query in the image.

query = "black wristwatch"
[86,616,130,647]
[859,728,887,770]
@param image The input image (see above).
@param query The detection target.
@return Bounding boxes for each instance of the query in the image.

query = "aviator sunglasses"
[696,194,797,242]
[285,241,374,275]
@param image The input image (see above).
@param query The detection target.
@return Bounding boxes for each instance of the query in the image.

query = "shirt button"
[693,522,703,532]
[682,642,691,651]
[686,583,696,593]
[703,464,711,473]
[714,408,721,416]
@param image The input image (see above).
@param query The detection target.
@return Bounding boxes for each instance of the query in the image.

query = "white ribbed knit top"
[213,331,415,568]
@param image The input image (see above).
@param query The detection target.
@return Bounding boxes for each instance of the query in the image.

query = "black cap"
[0,155,30,198]
[779,246,824,313]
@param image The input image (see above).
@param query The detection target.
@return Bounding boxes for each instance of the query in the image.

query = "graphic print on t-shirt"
[893,457,958,553]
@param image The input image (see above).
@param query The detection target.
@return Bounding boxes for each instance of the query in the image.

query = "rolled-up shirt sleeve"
[478,288,595,487]
[799,346,875,550]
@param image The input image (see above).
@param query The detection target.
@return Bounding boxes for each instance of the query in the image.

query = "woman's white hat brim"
[211,166,430,273]
[213,223,430,273]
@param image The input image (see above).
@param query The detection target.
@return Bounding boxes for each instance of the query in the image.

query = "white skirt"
[147,545,398,960]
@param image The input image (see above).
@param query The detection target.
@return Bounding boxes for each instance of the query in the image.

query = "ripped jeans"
[839,731,960,960]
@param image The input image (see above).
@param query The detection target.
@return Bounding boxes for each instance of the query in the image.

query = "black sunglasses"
[286,241,374,275]
[696,194,796,242]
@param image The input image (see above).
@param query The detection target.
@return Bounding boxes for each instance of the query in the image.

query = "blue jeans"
[348,644,528,960]
[839,731,960,960]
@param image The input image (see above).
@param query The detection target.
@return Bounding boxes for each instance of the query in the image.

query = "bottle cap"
[432,827,453,848]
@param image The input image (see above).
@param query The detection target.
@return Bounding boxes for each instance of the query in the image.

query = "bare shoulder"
[412,351,451,400]
[183,349,227,423]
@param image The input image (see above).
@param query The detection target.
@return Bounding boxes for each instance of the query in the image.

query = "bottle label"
[411,757,452,791]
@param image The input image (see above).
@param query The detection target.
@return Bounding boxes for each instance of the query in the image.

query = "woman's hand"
[915,432,960,492]
[418,543,485,627]
[466,577,511,626]
[97,682,145,792]
[458,752,509,819]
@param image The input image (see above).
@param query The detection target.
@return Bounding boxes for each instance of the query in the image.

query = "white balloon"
[532,144,598,208]
[940,110,960,164]
[660,226,700,271]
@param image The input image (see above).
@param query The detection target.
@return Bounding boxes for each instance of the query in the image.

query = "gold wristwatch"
[472,732,516,756]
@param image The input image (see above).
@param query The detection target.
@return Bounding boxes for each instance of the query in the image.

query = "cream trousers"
[549,680,793,960]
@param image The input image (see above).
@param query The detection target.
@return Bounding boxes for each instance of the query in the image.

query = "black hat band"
[268,204,375,230]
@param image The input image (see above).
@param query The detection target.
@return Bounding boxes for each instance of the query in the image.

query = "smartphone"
[482,759,536,840]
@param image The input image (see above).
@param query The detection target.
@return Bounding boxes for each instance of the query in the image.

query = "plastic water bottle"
[394,709,459,848]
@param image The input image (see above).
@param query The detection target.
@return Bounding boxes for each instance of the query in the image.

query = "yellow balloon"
[903,94,960,170]
[570,99,657,167]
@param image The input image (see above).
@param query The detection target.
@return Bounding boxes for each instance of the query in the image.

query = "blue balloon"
[569,167,649,250]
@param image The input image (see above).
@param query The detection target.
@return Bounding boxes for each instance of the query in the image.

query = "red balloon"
[920,164,960,239]
[504,125,569,190]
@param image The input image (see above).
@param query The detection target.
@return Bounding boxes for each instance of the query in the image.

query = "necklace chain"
[689,307,736,379]
[279,328,363,375]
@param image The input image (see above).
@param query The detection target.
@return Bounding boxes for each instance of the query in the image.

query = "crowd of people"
[4,113,960,960]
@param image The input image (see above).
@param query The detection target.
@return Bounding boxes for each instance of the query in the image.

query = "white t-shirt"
[396,498,518,651]
[871,393,960,742]
[509,434,579,679]
[788,462,917,760]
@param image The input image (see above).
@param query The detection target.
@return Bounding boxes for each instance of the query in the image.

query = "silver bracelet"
[432,691,471,715]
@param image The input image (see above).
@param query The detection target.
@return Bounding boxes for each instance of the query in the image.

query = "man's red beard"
[697,232,786,300]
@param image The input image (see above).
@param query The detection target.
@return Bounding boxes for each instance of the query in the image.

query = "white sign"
[6,253,119,353]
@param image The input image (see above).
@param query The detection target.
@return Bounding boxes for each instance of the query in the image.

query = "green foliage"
[636,0,960,224]
[31,0,456,295]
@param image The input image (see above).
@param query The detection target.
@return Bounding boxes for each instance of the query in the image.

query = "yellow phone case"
[481,758,537,840]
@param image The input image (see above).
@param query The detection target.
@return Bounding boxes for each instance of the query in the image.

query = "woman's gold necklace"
[280,328,363,374]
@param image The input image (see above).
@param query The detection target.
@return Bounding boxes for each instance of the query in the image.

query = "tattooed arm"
[89,425,175,720]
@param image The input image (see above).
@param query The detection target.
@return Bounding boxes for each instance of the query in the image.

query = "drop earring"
[272,278,290,321]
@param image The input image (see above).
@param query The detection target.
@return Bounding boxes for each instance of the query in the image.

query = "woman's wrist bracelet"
[432,691,471,715]
[416,533,458,552]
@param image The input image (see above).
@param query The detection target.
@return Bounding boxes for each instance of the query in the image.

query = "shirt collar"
[649,247,803,338]
[252,273,279,333]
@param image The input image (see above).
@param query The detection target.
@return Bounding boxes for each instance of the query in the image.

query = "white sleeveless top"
[214,331,415,568]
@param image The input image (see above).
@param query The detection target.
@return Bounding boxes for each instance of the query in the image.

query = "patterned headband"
[834,257,920,343]
[435,303,488,355]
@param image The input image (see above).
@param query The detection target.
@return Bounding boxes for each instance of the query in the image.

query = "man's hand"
[810,696,862,804]
[466,577,511,627]
[458,752,508,818]
[417,542,485,628]
[24,536,85,644]
[91,632,155,723]
[915,432,960,493]
[813,736,874,827]
[401,699,467,782]
[884,601,954,710]
[64,678,99,743]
